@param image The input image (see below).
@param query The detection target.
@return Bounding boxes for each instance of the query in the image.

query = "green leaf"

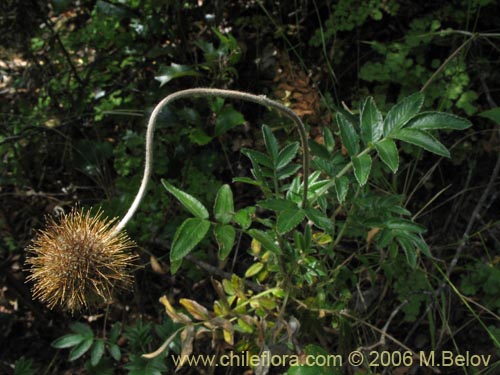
[395,230,430,258]
[374,139,399,173]
[70,322,93,336]
[247,229,282,255]
[323,127,335,152]
[305,208,332,232]
[258,198,298,211]
[245,262,264,278]
[154,63,201,87]
[277,164,301,180]
[232,177,264,187]
[51,334,85,349]
[384,92,424,136]
[277,208,306,234]
[385,219,427,233]
[360,96,383,144]
[171,218,211,261]
[214,184,234,224]
[108,323,120,344]
[337,112,360,156]
[233,207,255,229]
[478,107,500,124]
[262,124,279,161]
[161,179,209,219]
[407,112,472,131]
[397,236,418,268]
[90,340,105,366]
[352,153,372,186]
[241,148,273,168]
[334,176,349,204]
[109,344,121,361]
[214,224,236,260]
[391,128,449,157]
[189,128,212,145]
[69,337,94,361]
[277,142,300,169]
[308,139,331,159]
[215,106,245,136]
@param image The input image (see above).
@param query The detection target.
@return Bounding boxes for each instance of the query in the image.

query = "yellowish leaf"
[179,298,210,321]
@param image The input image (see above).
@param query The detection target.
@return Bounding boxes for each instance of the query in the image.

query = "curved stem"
[114,88,310,234]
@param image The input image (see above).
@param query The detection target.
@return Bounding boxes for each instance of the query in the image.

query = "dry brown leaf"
[366,227,381,250]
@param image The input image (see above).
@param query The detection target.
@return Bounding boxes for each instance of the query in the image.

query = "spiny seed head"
[25,208,137,313]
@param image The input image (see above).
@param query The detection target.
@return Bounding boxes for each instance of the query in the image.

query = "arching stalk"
[114,88,310,234]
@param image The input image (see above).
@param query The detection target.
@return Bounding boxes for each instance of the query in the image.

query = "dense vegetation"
[1,0,500,374]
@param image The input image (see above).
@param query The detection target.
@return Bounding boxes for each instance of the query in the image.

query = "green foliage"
[13,358,39,375]
[460,261,500,313]
[4,0,497,373]
[146,92,470,373]
[52,318,181,375]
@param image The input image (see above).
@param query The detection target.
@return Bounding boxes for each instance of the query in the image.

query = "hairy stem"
[114,88,310,233]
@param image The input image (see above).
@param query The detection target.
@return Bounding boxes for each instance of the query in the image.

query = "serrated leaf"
[171,218,211,261]
[214,224,236,260]
[233,207,255,229]
[161,179,209,219]
[214,184,234,224]
[391,128,449,157]
[385,218,426,233]
[277,142,300,169]
[397,236,417,268]
[407,111,472,131]
[245,262,264,278]
[247,229,281,255]
[478,107,500,124]
[334,176,349,204]
[69,338,94,361]
[352,153,372,186]
[305,208,332,232]
[277,208,306,234]
[337,112,360,156]
[258,198,298,211]
[384,92,424,136]
[51,334,85,349]
[241,148,273,168]
[179,299,210,320]
[154,63,201,87]
[262,124,279,161]
[360,96,383,144]
[396,230,431,258]
[374,139,399,173]
[215,106,245,136]
[91,340,105,366]
[277,164,301,180]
